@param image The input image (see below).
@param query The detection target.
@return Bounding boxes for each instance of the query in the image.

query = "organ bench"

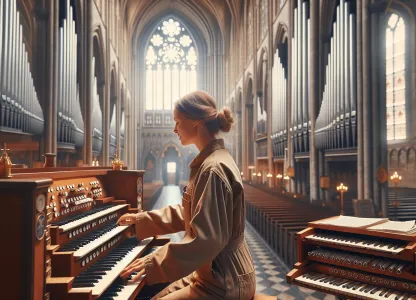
[1,167,167,300]
[287,216,416,299]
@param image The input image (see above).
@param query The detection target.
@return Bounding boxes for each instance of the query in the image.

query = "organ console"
[1,166,167,300]
[0,0,44,135]
[287,216,416,299]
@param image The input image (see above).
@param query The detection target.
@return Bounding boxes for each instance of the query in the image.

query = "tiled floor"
[150,186,336,299]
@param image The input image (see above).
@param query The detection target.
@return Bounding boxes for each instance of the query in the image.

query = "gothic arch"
[160,142,182,158]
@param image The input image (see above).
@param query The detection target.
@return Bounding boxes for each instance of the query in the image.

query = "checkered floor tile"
[245,223,336,299]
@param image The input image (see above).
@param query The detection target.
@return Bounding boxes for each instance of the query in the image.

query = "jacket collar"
[189,138,225,168]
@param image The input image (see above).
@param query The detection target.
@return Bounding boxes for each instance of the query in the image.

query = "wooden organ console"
[0,0,44,135]
[287,216,416,299]
[1,167,167,300]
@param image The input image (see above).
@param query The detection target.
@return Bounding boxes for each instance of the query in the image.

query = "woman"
[117,90,256,299]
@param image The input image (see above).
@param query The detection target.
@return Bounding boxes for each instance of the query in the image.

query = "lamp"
[390,171,402,220]
[336,183,348,215]
[257,172,261,177]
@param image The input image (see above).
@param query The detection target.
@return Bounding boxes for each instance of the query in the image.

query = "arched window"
[247,2,253,60]
[386,13,406,140]
[145,18,197,111]
[260,0,268,40]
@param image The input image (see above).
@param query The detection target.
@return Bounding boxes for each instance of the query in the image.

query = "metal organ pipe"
[110,103,117,157]
[271,49,287,157]
[57,0,84,148]
[0,0,44,135]
[92,57,103,155]
[291,0,310,154]
[315,0,356,150]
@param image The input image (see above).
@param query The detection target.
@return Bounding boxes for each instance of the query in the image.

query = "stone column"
[356,0,364,199]
[369,2,388,216]
[82,0,93,165]
[34,0,58,155]
[309,0,319,202]
[287,0,295,192]
[362,0,373,200]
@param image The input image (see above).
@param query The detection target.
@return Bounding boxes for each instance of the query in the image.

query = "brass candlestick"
[0,143,13,178]
[390,171,402,220]
[336,183,348,215]
[112,148,123,171]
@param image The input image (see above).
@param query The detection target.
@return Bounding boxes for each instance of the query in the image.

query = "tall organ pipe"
[291,0,310,153]
[92,57,103,155]
[0,0,44,135]
[57,0,84,147]
[315,0,356,150]
[271,49,287,157]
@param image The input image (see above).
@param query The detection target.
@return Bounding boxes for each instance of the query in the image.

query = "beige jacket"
[135,139,256,299]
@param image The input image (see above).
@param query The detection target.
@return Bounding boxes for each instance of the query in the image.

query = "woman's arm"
[118,204,185,239]
[141,171,233,284]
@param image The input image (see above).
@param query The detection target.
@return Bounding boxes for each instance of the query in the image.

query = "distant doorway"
[162,145,180,185]
[167,162,177,185]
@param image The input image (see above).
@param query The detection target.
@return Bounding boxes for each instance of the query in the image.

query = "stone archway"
[161,144,182,185]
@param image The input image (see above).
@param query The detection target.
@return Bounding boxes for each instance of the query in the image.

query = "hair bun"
[218,106,234,133]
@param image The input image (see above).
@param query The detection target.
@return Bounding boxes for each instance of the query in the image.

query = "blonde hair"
[174,90,234,134]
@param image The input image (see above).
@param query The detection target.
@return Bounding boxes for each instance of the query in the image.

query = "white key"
[295,274,393,300]
[60,204,128,232]
[70,237,153,297]
[73,225,129,258]
[305,235,404,254]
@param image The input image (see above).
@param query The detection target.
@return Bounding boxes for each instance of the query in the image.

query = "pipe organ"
[291,0,310,154]
[0,0,44,135]
[92,59,103,156]
[315,0,357,150]
[1,166,166,300]
[58,0,84,149]
[271,49,287,157]
[110,103,117,158]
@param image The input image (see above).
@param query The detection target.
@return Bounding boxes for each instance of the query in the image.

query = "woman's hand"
[117,213,137,226]
[120,256,147,283]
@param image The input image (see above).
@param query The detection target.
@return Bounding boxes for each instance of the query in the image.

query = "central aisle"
[148,185,335,299]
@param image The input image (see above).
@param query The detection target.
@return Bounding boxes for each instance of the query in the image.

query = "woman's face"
[173,108,198,146]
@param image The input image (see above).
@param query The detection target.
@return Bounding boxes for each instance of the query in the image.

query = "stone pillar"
[370,3,388,216]
[308,0,319,202]
[362,0,373,200]
[356,0,364,200]
[34,0,58,155]
[82,0,93,165]
[287,0,295,193]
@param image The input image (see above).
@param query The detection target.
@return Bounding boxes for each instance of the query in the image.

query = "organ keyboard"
[1,166,166,300]
[287,216,416,299]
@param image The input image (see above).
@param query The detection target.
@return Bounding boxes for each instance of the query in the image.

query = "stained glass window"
[145,18,197,111]
[386,13,406,140]
[260,0,268,39]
